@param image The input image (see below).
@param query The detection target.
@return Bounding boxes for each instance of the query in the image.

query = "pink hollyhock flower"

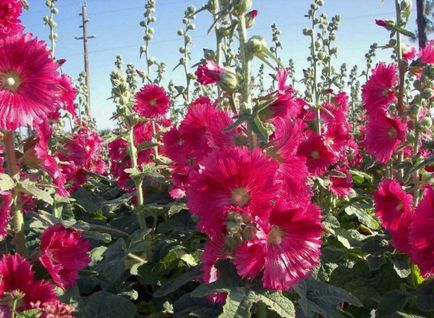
[234,202,323,290]
[64,125,106,175]
[276,156,312,209]
[0,33,60,130]
[297,134,337,176]
[364,114,407,164]
[329,167,353,198]
[133,84,169,118]
[410,186,434,277]
[186,147,279,238]
[178,97,235,163]
[418,40,434,64]
[34,121,69,197]
[362,63,397,115]
[403,47,416,61]
[31,301,74,318]
[56,74,77,117]
[375,19,394,30]
[374,179,413,233]
[270,118,304,159]
[0,191,11,238]
[39,225,91,289]
[195,60,225,85]
[0,254,57,312]
[201,235,227,304]
[0,0,23,37]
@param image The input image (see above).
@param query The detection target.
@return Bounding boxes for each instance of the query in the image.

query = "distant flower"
[402,46,416,61]
[375,19,394,30]
[31,301,75,318]
[133,84,169,118]
[418,40,434,64]
[234,202,323,290]
[374,179,413,232]
[0,33,60,130]
[178,97,235,164]
[186,147,279,238]
[410,186,434,277]
[0,191,11,238]
[56,74,77,117]
[364,114,407,163]
[362,63,397,115]
[195,60,225,85]
[297,134,337,176]
[0,254,57,312]
[329,167,353,198]
[0,0,23,37]
[39,225,91,289]
[34,120,69,197]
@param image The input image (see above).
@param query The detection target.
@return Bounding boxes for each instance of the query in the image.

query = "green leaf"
[0,173,15,191]
[344,205,380,230]
[253,291,296,318]
[19,178,53,204]
[15,309,40,318]
[95,239,127,285]
[378,290,409,316]
[395,313,427,318]
[390,254,411,278]
[219,287,253,318]
[405,156,434,180]
[80,291,136,318]
[415,280,434,313]
[154,267,201,298]
[295,279,362,318]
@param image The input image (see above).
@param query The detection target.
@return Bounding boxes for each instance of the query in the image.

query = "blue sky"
[21,0,416,130]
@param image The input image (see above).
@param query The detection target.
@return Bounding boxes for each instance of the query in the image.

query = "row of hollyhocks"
[0,0,107,316]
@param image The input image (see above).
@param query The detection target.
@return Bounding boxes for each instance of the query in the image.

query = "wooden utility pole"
[75,2,95,117]
[416,0,428,48]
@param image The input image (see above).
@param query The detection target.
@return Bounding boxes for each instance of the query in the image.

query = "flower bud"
[246,35,267,57]
[233,0,252,16]
[245,10,258,28]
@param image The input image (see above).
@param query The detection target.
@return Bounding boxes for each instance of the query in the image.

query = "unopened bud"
[246,35,267,57]
[233,0,252,16]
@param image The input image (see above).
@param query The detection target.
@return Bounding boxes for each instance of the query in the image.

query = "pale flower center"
[1,72,22,92]
[149,99,157,107]
[231,187,250,207]
[310,150,320,159]
[268,225,284,246]
[396,202,403,211]
[388,127,397,139]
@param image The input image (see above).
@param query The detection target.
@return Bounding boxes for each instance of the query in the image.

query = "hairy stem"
[3,131,26,256]
[128,126,147,230]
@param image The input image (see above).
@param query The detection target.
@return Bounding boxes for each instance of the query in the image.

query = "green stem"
[237,12,255,150]
[214,0,222,98]
[151,120,159,161]
[237,13,252,111]
[127,125,147,230]
[256,302,267,318]
[3,131,26,257]
[395,0,405,179]
[310,11,321,134]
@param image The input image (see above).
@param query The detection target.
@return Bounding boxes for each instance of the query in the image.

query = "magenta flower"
[0,33,60,130]
[133,84,170,118]
[364,113,407,164]
[39,225,91,289]
[362,63,397,115]
[186,146,280,238]
[234,202,323,290]
[297,134,337,176]
[0,254,57,312]
[0,0,23,37]
[410,186,434,277]
[195,60,225,85]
